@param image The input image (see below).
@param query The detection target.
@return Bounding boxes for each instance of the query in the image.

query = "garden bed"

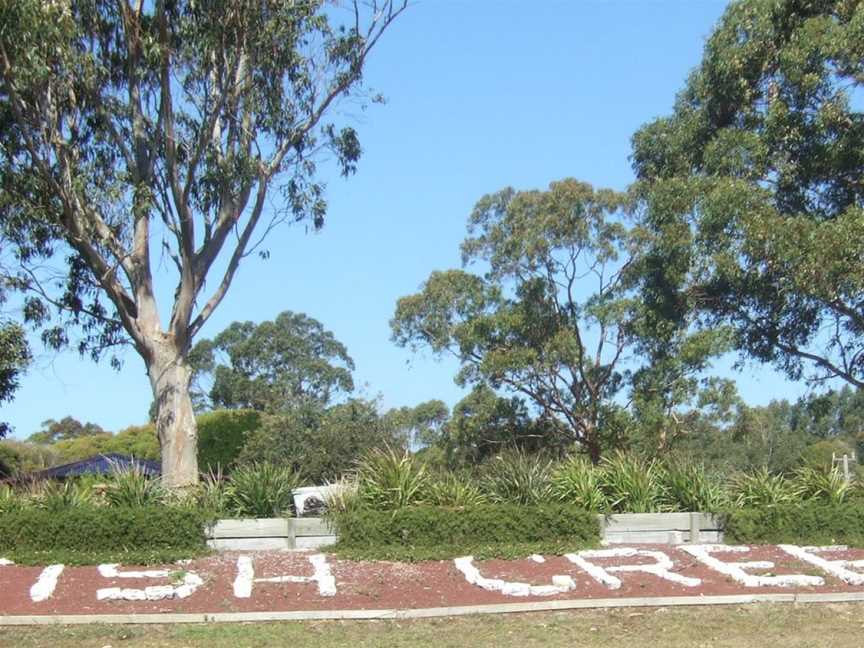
[3,543,864,617]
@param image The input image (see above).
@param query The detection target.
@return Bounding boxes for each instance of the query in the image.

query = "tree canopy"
[190,311,355,412]
[0,0,406,486]
[632,0,864,388]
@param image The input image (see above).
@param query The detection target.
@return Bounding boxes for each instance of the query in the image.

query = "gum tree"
[632,0,864,388]
[0,0,406,486]
[392,180,639,462]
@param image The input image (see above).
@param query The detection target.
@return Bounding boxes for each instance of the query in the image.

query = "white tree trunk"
[147,341,199,488]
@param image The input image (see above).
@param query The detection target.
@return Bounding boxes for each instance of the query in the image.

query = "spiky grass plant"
[0,483,26,513]
[660,459,729,512]
[355,447,429,510]
[227,462,302,517]
[36,480,95,511]
[792,465,850,505]
[600,451,666,513]
[194,466,231,515]
[549,455,609,512]
[105,460,165,507]
[426,472,488,507]
[480,450,552,505]
[729,467,797,508]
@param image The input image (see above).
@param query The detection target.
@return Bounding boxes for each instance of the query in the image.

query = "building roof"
[32,453,161,479]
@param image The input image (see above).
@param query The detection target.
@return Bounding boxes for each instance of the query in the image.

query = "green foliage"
[355,448,429,510]
[28,417,106,444]
[0,506,209,555]
[391,180,646,462]
[480,450,553,505]
[799,438,855,470]
[793,466,851,505]
[549,456,609,512]
[190,312,355,412]
[0,320,30,437]
[725,502,864,546]
[632,0,864,388]
[239,400,399,485]
[426,473,488,507]
[104,463,166,508]
[600,451,665,513]
[443,386,559,466]
[660,460,728,512]
[331,504,599,560]
[34,480,95,511]
[226,463,302,517]
[196,409,261,472]
[729,468,797,508]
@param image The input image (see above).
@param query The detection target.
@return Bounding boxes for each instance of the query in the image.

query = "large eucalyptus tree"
[0,0,406,486]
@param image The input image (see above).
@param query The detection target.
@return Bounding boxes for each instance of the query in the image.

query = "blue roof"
[34,453,161,479]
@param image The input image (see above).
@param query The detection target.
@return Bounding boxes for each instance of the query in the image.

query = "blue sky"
[4,0,814,438]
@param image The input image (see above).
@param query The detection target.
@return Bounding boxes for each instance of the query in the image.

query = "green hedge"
[0,506,209,556]
[332,504,599,560]
[724,502,864,545]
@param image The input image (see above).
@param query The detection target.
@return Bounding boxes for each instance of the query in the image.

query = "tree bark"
[146,339,199,488]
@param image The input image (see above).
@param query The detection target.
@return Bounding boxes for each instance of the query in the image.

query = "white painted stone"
[233,553,337,599]
[679,544,824,588]
[0,558,13,566]
[778,545,864,586]
[565,548,701,589]
[529,554,546,563]
[453,556,577,597]
[96,563,203,601]
[30,564,64,602]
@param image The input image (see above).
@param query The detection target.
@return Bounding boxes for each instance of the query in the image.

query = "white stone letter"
[778,545,864,585]
[565,548,701,590]
[233,554,337,598]
[453,556,576,597]
[96,563,203,601]
[679,544,824,588]
[30,564,64,602]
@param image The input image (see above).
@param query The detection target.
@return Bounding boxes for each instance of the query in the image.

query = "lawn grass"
[1,603,862,647]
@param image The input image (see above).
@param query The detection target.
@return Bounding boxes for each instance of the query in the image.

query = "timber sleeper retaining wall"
[205,512,723,552]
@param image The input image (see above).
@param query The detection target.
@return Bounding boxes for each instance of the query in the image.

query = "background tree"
[631,0,864,388]
[238,398,399,483]
[381,399,449,450]
[190,311,354,412]
[28,416,106,444]
[0,0,406,486]
[393,179,643,462]
[0,319,29,437]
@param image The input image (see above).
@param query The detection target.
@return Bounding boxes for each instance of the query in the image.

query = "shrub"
[197,409,261,472]
[550,456,608,512]
[660,460,728,512]
[355,447,429,510]
[331,503,600,560]
[227,462,302,517]
[0,506,208,554]
[729,467,797,508]
[601,451,665,513]
[724,502,864,545]
[480,450,552,505]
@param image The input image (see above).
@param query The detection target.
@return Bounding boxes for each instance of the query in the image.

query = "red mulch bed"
[2,544,863,616]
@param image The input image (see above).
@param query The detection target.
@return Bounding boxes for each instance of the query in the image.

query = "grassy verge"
[1,603,860,647]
